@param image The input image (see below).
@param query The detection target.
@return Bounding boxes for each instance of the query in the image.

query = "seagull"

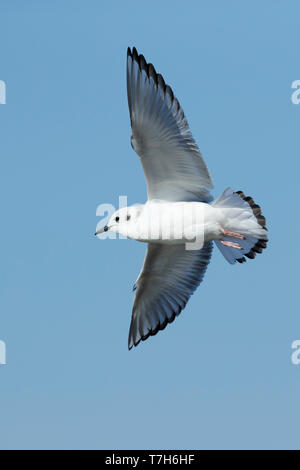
[96,47,268,350]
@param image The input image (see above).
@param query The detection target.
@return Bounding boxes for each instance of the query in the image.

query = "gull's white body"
[109,197,267,247]
[99,48,268,349]
[109,201,220,244]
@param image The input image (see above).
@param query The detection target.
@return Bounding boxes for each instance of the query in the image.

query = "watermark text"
[0,80,6,104]
[0,340,6,365]
[291,80,300,104]
[291,340,300,365]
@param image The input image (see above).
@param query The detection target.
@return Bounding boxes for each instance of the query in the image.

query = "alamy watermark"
[0,80,6,104]
[291,340,300,365]
[291,80,300,104]
[0,340,6,365]
[95,196,205,250]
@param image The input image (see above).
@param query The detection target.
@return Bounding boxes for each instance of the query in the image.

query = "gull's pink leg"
[221,228,245,240]
[221,240,242,250]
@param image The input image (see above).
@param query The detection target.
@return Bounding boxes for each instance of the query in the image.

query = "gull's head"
[95,205,142,238]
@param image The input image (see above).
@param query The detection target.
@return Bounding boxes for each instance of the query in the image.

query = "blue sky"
[0,0,300,449]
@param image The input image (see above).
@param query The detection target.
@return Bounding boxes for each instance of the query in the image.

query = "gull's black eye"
[127,215,131,221]
[115,216,119,222]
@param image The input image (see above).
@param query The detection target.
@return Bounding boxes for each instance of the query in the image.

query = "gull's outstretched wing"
[128,242,213,349]
[127,47,213,203]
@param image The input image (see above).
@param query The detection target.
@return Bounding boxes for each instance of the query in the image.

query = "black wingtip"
[128,335,136,350]
[127,47,171,93]
[127,304,184,352]
[128,337,141,350]
[139,54,147,72]
[147,62,157,84]
[132,47,139,61]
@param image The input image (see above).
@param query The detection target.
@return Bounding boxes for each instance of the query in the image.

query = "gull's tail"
[213,187,268,264]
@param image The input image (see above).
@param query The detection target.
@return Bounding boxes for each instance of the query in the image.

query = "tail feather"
[213,188,268,264]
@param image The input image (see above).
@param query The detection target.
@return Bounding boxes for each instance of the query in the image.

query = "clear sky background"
[0,0,300,450]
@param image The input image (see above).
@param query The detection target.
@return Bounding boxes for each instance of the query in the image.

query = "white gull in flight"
[96,47,268,350]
